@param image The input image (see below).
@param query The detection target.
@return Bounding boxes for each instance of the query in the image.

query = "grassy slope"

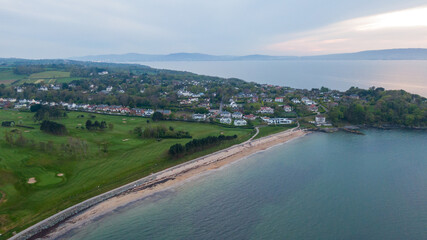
[0,70,77,85]
[0,69,27,84]
[0,110,253,238]
[254,124,297,139]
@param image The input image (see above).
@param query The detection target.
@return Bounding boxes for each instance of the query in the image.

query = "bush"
[40,120,67,135]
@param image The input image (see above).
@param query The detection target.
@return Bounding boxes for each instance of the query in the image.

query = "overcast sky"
[1,0,427,58]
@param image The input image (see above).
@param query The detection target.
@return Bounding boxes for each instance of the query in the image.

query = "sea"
[61,130,427,240]
[140,60,427,97]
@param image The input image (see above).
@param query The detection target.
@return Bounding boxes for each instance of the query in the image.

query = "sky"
[1,0,427,58]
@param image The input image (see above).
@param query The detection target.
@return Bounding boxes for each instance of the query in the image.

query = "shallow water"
[61,130,427,240]
[142,60,427,96]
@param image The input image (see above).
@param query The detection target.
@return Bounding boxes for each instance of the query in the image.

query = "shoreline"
[12,128,307,240]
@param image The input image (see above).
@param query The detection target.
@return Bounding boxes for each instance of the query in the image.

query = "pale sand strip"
[14,128,306,240]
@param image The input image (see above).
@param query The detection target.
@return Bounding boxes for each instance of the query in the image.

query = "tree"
[40,120,67,135]
[152,112,163,121]
[86,120,93,130]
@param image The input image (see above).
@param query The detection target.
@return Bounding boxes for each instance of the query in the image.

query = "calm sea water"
[62,130,427,240]
[141,60,427,96]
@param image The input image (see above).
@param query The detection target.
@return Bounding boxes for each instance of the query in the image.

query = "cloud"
[265,6,427,55]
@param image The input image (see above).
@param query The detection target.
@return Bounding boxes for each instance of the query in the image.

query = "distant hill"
[72,48,427,62]
[305,48,427,60]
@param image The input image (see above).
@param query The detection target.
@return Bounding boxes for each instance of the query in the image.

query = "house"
[243,114,257,120]
[234,119,247,126]
[308,104,318,112]
[16,87,24,93]
[98,71,109,75]
[268,118,293,125]
[229,101,238,108]
[302,97,315,105]
[220,118,232,124]
[283,105,292,112]
[257,107,274,114]
[232,112,243,119]
[38,86,48,91]
[144,109,154,116]
[192,114,206,121]
[315,115,326,125]
[291,98,301,104]
[220,111,231,118]
[106,86,113,92]
[275,97,284,103]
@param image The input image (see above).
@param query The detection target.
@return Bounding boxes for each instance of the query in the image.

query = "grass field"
[0,70,78,86]
[254,124,297,139]
[0,110,254,238]
[0,69,27,84]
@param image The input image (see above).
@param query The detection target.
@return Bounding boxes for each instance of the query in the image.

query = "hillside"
[72,48,427,62]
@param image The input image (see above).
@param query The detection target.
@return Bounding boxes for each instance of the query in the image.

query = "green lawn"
[12,71,72,85]
[0,69,27,84]
[28,71,70,79]
[0,110,253,238]
[254,124,297,139]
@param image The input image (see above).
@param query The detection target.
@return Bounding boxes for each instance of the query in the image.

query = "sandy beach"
[21,128,307,239]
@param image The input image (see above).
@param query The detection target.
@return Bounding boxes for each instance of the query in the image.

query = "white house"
[291,98,301,104]
[315,115,326,125]
[232,112,243,119]
[192,114,206,121]
[257,107,274,114]
[220,111,231,118]
[220,117,232,124]
[283,105,292,112]
[275,97,284,102]
[234,119,247,126]
[268,118,293,125]
[106,86,113,92]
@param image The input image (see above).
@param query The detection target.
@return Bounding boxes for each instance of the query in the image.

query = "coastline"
[12,128,307,240]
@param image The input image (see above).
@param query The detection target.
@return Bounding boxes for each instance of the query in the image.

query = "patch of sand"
[122,121,127,123]
[24,130,30,133]
[57,173,64,177]
[27,178,37,184]
[122,139,129,142]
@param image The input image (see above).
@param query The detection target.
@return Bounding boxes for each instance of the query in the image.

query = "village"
[0,83,345,127]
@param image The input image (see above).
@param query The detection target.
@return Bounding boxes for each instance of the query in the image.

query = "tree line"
[169,134,237,157]
[133,125,191,139]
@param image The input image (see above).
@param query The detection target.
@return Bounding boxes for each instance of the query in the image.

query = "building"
[234,119,247,126]
[308,104,318,112]
[220,118,232,125]
[315,115,326,125]
[220,111,231,118]
[232,112,243,119]
[243,114,257,120]
[257,107,274,114]
[291,98,301,104]
[268,118,293,125]
[275,97,284,102]
[283,105,292,112]
[192,114,206,121]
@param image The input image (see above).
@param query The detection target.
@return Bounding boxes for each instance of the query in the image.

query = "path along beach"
[12,128,306,240]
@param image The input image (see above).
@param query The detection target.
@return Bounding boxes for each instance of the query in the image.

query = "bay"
[62,130,427,240]
[141,60,427,96]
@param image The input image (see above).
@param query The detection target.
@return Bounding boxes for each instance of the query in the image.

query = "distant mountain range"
[72,48,427,62]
